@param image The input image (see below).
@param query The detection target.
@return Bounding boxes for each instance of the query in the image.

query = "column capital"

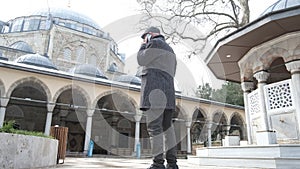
[47,102,55,112]
[0,97,9,107]
[185,121,192,127]
[241,81,254,92]
[286,60,300,74]
[87,109,94,117]
[253,71,269,83]
[134,114,142,122]
[207,121,213,128]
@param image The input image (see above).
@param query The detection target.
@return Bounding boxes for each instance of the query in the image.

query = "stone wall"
[0,133,58,169]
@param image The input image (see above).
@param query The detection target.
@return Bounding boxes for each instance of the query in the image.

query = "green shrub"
[0,120,52,139]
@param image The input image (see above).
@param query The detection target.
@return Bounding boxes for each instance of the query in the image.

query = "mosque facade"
[0,7,245,156]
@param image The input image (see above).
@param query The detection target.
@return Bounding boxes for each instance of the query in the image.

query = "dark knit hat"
[141,26,160,39]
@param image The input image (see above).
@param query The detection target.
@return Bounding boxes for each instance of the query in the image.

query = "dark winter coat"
[137,35,177,110]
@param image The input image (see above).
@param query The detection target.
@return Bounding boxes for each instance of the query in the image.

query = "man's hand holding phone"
[143,33,152,44]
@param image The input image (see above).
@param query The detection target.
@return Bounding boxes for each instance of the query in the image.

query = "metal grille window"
[264,79,294,113]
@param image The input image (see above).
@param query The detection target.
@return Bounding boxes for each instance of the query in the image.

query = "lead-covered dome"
[70,64,108,79]
[10,41,34,53]
[31,8,101,30]
[5,8,104,37]
[114,75,141,85]
[261,0,300,16]
[15,53,57,70]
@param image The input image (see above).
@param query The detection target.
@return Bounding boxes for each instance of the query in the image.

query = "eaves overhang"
[205,5,300,83]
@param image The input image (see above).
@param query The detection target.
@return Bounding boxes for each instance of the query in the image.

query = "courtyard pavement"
[54,157,253,169]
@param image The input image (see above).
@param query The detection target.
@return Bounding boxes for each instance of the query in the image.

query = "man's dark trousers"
[146,108,177,166]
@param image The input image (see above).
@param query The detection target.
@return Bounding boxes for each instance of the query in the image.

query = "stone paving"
[54,157,249,169]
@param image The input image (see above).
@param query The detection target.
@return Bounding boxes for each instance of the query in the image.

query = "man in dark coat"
[137,26,178,169]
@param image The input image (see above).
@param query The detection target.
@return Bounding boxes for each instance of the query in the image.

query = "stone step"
[188,155,300,169]
[188,144,300,169]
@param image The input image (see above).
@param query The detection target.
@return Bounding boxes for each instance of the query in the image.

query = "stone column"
[185,121,192,154]
[207,121,212,147]
[286,60,300,136]
[253,71,270,130]
[44,102,55,136]
[253,71,276,145]
[134,113,142,153]
[84,109,94,153]
[0,98,9,128]
[241,81,254,144]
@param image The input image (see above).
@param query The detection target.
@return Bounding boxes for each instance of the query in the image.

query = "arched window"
[76,46,85,63]
[64,47,72,61]
[23,18,40,31]
[11,18,24,32]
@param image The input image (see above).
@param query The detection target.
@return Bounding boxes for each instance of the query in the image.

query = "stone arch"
[229,112,246,140]
[268,57,290,83]
[92,89,138,112]
[91,89,138,155]
[190,107,208,144]
[5,77,50,132]
[211,110,228,141]
[229,112,245,125]
[192,107,208,121]
[51,84,90,152]
[212,110,228,125]
[52,84,91,108]
[259,47,290,70]
[6,76,51,101]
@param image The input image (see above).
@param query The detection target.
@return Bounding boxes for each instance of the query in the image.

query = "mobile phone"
[146,34,152,42]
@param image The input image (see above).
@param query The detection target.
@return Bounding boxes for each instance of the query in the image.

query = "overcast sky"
[0,0,279,91]
[0,0,278,26]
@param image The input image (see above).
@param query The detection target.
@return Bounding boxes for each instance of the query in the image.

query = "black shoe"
[147,164,166,169]
[166,164,179,169]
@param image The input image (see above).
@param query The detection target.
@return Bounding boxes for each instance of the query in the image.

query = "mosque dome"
[7,8,104,37]
[261,0,300,16]
[10,41,34,53]
[114,75,141,85]
[69,64,108,79]
[30,8,101,30]
[15,53,57,70]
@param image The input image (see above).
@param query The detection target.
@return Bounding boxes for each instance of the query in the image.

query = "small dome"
[70,64,107,79]
[115,75,141,85]
[10,41,34,53]
[31,8,101,29]
[15,53,57,70]
[261,0,300,16]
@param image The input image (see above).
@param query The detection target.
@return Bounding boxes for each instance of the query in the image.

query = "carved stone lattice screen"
[264,79,295,113]
[248,89,260,116]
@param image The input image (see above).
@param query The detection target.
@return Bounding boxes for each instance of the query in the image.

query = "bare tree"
[137,0,250,56]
